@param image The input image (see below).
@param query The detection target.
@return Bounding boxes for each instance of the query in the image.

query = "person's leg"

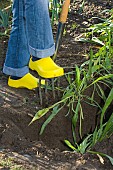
[25,0,55,58]
[3,0,29,77]
[3,0,43,89]
[25,0,64,78]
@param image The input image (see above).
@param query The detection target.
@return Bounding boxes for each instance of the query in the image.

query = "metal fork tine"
[39,76,43,105]
[45,79,48,104]
[57,77,60,97]
[51,78,55,99]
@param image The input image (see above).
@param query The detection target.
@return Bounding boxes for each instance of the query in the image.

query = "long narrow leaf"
[89,74,113,87]
[29,108,50,125]
[88,150,113,165]
[64,140,77,151]
[72,99,80,128]
[92,37,105,46]
[40,105,62,134]
[78,134,92,154]
[75,65,80,89]
[100,113,113,141]
[100,88,113,125]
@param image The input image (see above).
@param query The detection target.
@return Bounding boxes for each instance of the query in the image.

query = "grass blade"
[29,108,50,125]
[64,140,77,151]
[100,88,113,125]
[88,150,113,165]
[40,105,62,134]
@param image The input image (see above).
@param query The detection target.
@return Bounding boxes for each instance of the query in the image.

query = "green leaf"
[91,127,98,146]
[101,88,113,125]
[88,150,113,165]
[72,100,80,128]
[79,104,84,138]
[91,65,101,73]
[90,74,113,86]
[29,108,49,125]
[40,105,62,134]
[62,90,74,100]
[76,38,90,43]
[96,83,106,101]
[92,37,105,46]
[106,155,113,165]
[100,113,113,141]
[64,140,77,151]
[78,134,92,154]
[105,57,111,70]
[75,66,80,88]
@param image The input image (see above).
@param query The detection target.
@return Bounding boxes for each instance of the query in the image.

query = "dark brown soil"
[0,0,113,169]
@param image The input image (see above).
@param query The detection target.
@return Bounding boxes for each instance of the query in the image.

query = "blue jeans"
[3,0,55,77]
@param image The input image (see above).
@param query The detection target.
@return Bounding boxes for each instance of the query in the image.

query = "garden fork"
[38,0,70,105]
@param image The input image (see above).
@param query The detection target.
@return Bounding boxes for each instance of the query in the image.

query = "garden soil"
[0,0,113,169]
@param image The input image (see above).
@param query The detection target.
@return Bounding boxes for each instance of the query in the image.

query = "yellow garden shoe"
[8,73,45,90]
[29,57,64,78]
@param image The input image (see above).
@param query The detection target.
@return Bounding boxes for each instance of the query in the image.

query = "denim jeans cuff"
[29,44,55,58]
[3,64,29,77]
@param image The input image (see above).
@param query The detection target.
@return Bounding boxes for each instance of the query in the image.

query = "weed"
[0,5,12,36]
[31,9,113,165]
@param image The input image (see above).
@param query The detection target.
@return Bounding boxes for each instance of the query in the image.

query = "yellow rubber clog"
[29,57,64,78]
[8,73,45,90]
